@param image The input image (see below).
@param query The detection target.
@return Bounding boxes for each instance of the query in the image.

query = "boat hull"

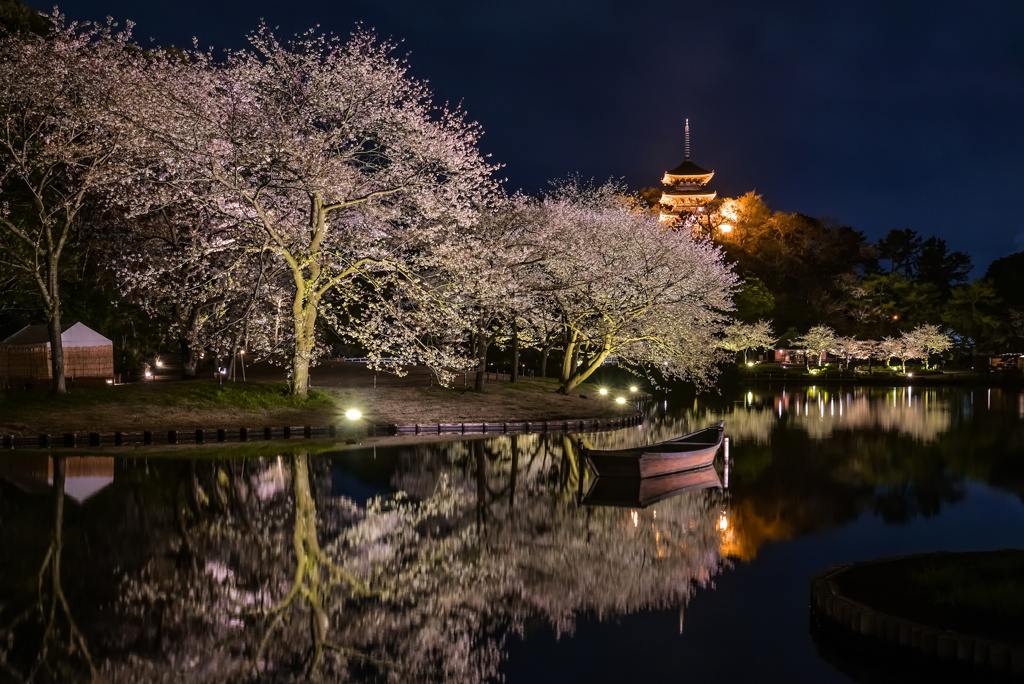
[584,422,724,479]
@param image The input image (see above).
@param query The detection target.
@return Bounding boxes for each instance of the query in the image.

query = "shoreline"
[0,361,644,446]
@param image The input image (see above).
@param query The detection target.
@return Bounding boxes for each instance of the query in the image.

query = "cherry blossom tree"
[901,324,953,370]
[791,325,836,368]
[118,27,497,396]
[0,15,131,393]
[721,319,776,364]
[526,181,736,394]
[832,335,882,370]
[879,335,908,371]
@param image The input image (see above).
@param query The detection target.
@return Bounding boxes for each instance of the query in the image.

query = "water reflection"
[0,456,97,681]
[0,441,727,682]
[1,387,1022,682]
[594,386,972,449]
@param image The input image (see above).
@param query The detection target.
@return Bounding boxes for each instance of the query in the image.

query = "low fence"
[392,415,642,435]
[1,414,642,450]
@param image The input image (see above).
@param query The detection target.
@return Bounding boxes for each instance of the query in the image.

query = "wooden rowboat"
[582,420,724,479]
[581,465,722,508]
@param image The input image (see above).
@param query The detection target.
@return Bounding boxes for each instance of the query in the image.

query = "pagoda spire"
[684,118,690,161]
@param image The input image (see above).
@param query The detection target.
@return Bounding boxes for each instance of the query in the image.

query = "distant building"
[658,119,717,225]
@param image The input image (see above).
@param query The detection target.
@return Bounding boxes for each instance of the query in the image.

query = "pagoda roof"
[666,158,713,177]
[661,189,717,201]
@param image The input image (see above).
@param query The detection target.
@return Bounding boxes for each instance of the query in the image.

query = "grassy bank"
[0,374,639,437]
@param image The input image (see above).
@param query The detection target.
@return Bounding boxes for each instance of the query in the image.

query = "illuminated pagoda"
[658,119,716,224]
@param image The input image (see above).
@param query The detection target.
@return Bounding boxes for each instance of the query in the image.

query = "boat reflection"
[581,465,722,508]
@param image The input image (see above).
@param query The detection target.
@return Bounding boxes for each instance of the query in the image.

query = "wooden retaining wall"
[1,414,642,450]
[810,564,1024,675]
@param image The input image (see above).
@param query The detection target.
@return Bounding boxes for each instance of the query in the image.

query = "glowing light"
[144,371,152,379]
[746,361,754,367]
[718,511,729,532]
[630,386,638,392]
[105,379,113,385]
[719,223,733,233]
[599,388,608,395]
[907,372,913,378]
[615,397,626,404]
[155,360,163,368]
[345,409,362,420]
[631,510,638,528]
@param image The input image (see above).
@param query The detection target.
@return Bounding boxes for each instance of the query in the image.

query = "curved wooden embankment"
[0,414,643,450]
[810,562,1024,676]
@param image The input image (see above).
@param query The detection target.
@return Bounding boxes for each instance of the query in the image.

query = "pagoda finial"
[684,118,690,161]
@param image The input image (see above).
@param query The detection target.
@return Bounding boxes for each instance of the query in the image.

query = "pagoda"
[658,119,716,224]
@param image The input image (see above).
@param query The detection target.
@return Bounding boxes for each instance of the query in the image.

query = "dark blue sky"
[33,0,1024,273]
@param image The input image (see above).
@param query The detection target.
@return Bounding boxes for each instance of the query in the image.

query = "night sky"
[29,0,1024,274]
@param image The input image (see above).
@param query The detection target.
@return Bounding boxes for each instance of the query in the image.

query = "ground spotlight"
[345,409,362,420]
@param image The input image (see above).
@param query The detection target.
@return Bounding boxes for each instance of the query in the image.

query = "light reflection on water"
[0,385,1022,683]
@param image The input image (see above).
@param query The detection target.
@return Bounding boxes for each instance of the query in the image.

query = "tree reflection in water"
[98,438,726,682]
[0,456,96,683]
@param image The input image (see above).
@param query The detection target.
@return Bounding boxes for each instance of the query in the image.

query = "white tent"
[0,322,114,386]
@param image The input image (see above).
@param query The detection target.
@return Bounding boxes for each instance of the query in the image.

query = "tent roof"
[1,322,112,348]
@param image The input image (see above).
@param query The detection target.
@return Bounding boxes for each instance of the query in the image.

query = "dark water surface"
[1,385,1022,682]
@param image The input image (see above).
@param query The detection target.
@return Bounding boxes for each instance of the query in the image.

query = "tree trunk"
[47,304,66,395]
[474,332,490,392]
[540,344,552,378]
[510,319,520,383]
[289,298,318,398]
[180,338,200,378]
[560,330,578,384]
[558,345,609,394]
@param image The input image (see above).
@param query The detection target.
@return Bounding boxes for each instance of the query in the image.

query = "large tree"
[527,181,736,394]
[119,27,496,396]
[0,16,129,393]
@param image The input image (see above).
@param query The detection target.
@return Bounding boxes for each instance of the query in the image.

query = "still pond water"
[2,384,1023,683]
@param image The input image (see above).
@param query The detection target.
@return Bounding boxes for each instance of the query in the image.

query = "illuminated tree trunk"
[558,346,608,394]
[559,330,578,385]
[559,332,609,394]
[289,286,319,399]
